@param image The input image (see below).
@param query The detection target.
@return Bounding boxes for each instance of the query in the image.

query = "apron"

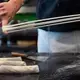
[38,29,80,53]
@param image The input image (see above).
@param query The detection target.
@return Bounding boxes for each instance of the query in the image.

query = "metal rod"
[2,14,80,33]
[2,16,80,33]
[6,19,80,33]
[4,13,80,28]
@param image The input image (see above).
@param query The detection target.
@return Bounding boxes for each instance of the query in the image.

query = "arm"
[0,0,24,26]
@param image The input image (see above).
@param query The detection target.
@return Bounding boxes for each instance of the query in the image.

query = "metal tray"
[0,53,80,80]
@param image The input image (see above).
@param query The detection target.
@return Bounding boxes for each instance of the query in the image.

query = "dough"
[0,57,22,61]
[0,65,39,73]
[0,61,26,66]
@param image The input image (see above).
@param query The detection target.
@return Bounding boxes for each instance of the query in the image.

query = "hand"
[0,1,20,26]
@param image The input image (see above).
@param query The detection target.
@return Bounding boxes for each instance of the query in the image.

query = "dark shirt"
[0,0,3,2]
[36,0,80,32]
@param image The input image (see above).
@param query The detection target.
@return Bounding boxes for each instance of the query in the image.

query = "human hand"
[0,0,22,26]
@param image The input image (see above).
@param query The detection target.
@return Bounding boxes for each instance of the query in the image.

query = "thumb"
[2,19,8,34]
[2,19,8,26]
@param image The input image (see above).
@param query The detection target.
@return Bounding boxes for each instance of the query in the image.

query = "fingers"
[2,19,8,34]
[0,8,5,12]
[0,3,8,25]
[0,3,7,16]
[0,3,6,7]
[0,11,7,16]
[0,3,4,8]
[2,19,8,26]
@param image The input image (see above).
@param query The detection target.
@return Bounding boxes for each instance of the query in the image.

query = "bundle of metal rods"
[2,14,80,33]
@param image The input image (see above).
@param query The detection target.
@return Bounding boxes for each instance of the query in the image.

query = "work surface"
[0,53,80,80]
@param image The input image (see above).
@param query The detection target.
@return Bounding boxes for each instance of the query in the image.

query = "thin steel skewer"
[3,16,80,31]
[2,15,80,32]
[6,19,80,33]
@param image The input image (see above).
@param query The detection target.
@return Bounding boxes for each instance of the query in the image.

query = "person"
[1,0,80,53]
[0,0,23,45]
[36,0,80,53]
